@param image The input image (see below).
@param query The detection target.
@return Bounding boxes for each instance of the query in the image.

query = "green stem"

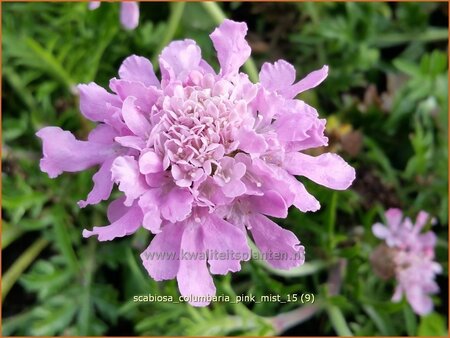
[2,237,49,301]
[372,28,448,48]
[77,239,96,335]
[200,2,259,83]
[2,222,24,250]
[326,304,353,336]
[151,2,186,69]
[327,191,338,251]
[24,37,75,92]
[53,206,80,272]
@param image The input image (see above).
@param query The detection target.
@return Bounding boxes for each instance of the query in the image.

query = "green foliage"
[2,2,448,336]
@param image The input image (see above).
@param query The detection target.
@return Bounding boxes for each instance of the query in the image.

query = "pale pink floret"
[372,208,441,315]
[89,2,139,30]
[37,20,356,306]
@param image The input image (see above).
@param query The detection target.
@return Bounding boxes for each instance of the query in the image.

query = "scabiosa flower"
[89,1,139,30]
[371,208,442,315]
[37,20,355,306]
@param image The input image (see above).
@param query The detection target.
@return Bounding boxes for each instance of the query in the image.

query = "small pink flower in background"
[372,208,442,315]
[37,20,355,306]
[89,1,139,30]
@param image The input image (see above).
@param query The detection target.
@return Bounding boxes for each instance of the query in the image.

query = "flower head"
[89,1,139,30]
[372,208,442,315]
[37,20,355,306]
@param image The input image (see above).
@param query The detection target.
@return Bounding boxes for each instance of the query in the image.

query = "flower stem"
[151,2,186,69]
[327,191,338,251]
[2,237,49,301]
[77,239,96,335]
[200,2,259,83]
[326,304,353,336]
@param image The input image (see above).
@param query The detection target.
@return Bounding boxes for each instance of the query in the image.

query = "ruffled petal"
[177,224,216,306]
[36,127,113,178]
[237,128,267,154]
[140,222,183,281]
[110,78,160,112]
[121,96,152,138]
[111,156,148,206]
[138,190,162,233]
[83,203,143,241]
[284,65,329,99]
[160,187,193,223]
[259,60,296,93]
[78,157,115,208]
[77,83,121,122]
[159,40,202,82]
[203,214,250,274]
[284,152,355,190]
[118,55,160,87]
[120,2,139,30]
[248,214,305,269]
[210,19,251,77]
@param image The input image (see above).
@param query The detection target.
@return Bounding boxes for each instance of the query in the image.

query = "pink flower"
[372,208,442,315]
[89,2,139,30]
[37,20,355,306]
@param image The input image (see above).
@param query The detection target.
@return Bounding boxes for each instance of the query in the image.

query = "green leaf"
[418,313,448,337]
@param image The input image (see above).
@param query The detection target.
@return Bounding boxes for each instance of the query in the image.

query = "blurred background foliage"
[2,1,448,336]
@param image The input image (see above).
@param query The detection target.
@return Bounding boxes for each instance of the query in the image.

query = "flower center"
[150,73,245,187]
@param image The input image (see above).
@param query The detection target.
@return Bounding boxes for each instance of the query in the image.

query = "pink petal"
[203,214,250,275]
[177,224,216,306]
[78,157,114,208]
[249,214,305,269]
[87,124,117,144]
[77,83,121,122]
[107,196,128,223]
[83,203,143,241]
[259,60,296,93]
[287,176,321,212]
[273,112,313,143]
[159,40,202,82]
[138,190,162,233]
[222,180,246,198]
[88,1,100,10]
[114,135,146,151]
[36,127,113,178]
[372,223,390,240]
[140,222,183,281]
[210,19,251,77]
[284,65,329,99]
[237,128,267,154]
[160,187,193,223]
[121,96,151,138]
[385,208,403,230]
[139,151,163,174]
[248,190,288,218]
[406,287,434,316]
[118,55,159,87]
[414,211,431,233]
[120,2,139,30]
[284,152,355,190]
[111,156,148,206]
[109,78,160,112]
